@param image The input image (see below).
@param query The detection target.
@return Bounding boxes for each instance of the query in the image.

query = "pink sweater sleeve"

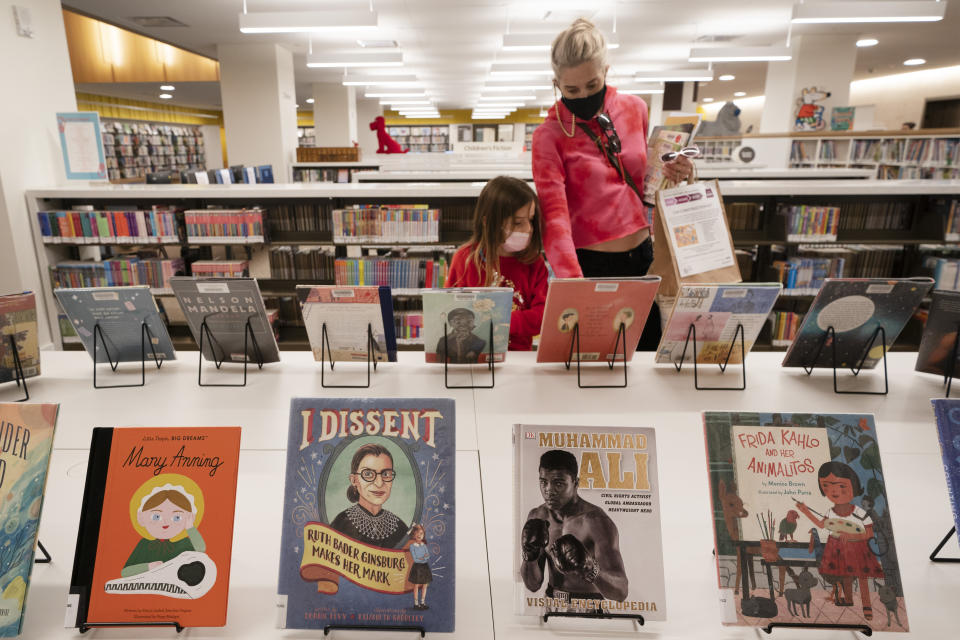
[532,129,583,279]
[509,259,549,344]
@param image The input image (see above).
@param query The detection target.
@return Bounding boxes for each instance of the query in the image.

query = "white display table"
[11,351,959,638]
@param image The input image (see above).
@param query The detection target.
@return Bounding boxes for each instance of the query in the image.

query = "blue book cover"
[54,286,176,363]
[277,398,455,632]
[931,400,960,542]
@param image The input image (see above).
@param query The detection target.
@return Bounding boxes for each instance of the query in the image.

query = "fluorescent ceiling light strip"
[502,32,619,50]
[620,89,665,95]
[484,83,552,90]
[477,95,535,101]
[634,69,714,82]
[473,103,524,108]
[381,100,432,105]
[689,46,792,62]
[307,51,403,68]
[791,1,946,24]
[364,92,426,98]
[239,10,378,33]
[344,80,420,86]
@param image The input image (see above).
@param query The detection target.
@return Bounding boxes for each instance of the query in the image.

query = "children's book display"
[915,290,960,378]
[656,283,782,365]
[781,278,934,369]
[277,398,455,632]
[931,399,960,547]
[297,285,397,363]
[536,278,660,363]
[703,411,908,632]
[422,288,512,364]
[513,424,666,621]
[0,293,40,384]
[0,403,58,637]
[169,277,280,364]
[54,286,176,364]
[67,426,241,630]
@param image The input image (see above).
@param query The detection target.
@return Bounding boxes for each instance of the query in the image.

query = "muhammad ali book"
[931,400,960,546]
[422,288,512,364]
[781,278,933,369]
[513,424,666,620]
[297,285,397,363]
[169,277,280,364]
[0,403,58,637]
[55,286,176,364]
[656,283,781,365]
[703,412,908,631]
[0,293,40,384]
[277,398,455,632]
[66,427,241,629]
[536,277,660,363]
[915,290,960,377]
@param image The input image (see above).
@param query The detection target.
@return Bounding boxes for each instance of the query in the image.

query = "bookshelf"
[100,119,206,182]
[386,125,452,152]
[291,162,381,183]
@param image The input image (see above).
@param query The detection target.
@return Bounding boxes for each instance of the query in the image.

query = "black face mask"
[561,85,607,121]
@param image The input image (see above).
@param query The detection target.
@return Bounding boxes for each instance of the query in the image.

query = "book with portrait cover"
[0,293,40,384]
[931,400,960,546]
[0,403,58,637]
[297,285,397,363]
[66,427,241,629]
[169,277,280,364]
[703,411,908,631]
[422,288,512,364]
[277,398,455,632]
[536,277,660,363]
[781,278,933,369]
[915,290,960,377]
[513,424,665,620]
[656,283,781,365]
[54,286,176,364]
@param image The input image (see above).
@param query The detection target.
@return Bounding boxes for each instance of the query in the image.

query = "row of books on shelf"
[37,207,180,244]
[837,199,913,231]
[724,202,763,231]
[268,246,336,281]
[291,167,351,183]
[190,260,248,278]
[782,205,840,241]
[769,310,803,346]
[334,256,448,289]
[386,126,448,137]
[184,209,265,243]
[50,258,185,290]
[332,205,440,243]
[268,203,330,233]
[945,198,960,240]
[771,245,905,293]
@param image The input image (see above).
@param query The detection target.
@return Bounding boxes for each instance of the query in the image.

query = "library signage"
[452,141,524,154]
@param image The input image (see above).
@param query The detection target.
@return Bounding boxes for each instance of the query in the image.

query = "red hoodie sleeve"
[532,128,584,279]
[444,245,476,287]
[509,258,549,344]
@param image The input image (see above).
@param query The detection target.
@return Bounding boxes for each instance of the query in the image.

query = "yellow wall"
[64,10,219,84]
[383,108,545,125]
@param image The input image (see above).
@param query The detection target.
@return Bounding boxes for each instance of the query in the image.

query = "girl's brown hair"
[463,176,543,286]
[142,489,192,512]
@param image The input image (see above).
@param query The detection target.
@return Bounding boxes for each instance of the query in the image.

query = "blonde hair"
[550,18,608,78]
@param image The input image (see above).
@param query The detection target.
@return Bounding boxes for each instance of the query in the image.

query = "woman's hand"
[663,155,694,183]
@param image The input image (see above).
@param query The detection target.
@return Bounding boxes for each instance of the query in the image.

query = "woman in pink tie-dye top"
[532,18,694,347]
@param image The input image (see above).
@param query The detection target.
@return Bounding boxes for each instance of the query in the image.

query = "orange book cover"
[68,427,241,629]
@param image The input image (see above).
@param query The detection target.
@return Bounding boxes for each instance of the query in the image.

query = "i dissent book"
[703,411,908,632]
[297,285,397,363]
[931,400,960,546]
[0,403,58,637]
[169,277,280,363]
[513,425,666,620]
[55,286,176,363]
[66,427,241,629]
[536,277,660,363]
[656,283,781,365]
[422,288,512,364]
[782,278,933,369]
[277,398,455,632]
[915,290,960,377]
[0,293,40,383]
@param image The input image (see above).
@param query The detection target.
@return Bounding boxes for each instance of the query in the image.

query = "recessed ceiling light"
[305,98,315,104]
[160,85,175,91]
[159,93,173,99]
[904,58,926,66]
[702,97,715,103]
[856,38,879,47]
[295,103,300,108]
[734,91,746,97]
[719,74,736,81]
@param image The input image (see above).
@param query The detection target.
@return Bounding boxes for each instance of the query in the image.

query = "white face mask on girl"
[501,231,530,254]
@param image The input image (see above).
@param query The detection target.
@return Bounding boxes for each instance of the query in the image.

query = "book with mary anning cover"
[703,411,908,631]
[422,288,511,364]
[54,286,176,363]
[277,398,455,632]
[513,424,666,620]
[0,403,58,637]
[781,278,933,369]
[0,293,41,384]
[297,285,397,363]
[169,277,280,364]
[931,400,960,549]
[66,427,241,629]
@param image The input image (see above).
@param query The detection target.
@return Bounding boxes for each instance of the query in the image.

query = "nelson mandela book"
[277,398,455,632]
[513,425,666,620]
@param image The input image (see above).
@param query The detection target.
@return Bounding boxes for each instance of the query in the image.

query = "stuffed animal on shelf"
[699,101,742,137]
[369,116,409,154]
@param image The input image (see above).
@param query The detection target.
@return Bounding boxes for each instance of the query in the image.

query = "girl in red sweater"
[444,176,548,351]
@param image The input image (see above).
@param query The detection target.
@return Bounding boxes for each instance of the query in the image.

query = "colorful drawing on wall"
[794,88,831,132]
[831,107,856,132]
